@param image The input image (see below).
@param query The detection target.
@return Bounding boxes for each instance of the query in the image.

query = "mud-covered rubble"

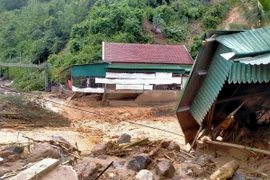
[0,133,253,180]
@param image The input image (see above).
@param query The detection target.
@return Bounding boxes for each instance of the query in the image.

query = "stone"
[0,157,3,165]
[116,133,131,144]
[91,143,107,156]
[81,162,100,179]
[167,141,180,151]
[113,161,126,168]
[26,142,60,163]
[231,173,246,180]
[0,146,24,158]
[127,155,152,172]
[196,154,215,166]
[7,154,21,162]
[74,161,102,179]
[136,169,155,180]
[155,160,175,178]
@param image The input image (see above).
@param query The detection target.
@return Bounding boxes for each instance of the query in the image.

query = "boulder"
[116,133,131,144]
[26,142,60,163]
[81,162,101,179]
[91,143,107,156]
[167,141,180,151]
[127,155,152,172]
[7,154,21,162]
[0,146,24,158]
[155,160,175,178]
[136,169,155,180]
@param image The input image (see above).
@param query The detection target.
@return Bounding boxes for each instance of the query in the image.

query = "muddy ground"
[1,81,270,179]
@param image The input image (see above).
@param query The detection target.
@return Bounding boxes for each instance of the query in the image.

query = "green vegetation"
[0,0,266,91]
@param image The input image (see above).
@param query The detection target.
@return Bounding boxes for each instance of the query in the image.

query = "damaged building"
[176,26,270,147]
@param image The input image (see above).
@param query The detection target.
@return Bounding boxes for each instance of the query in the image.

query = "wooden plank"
[9,158,60,180]
[95,78,181,85]
[106,72,155,79]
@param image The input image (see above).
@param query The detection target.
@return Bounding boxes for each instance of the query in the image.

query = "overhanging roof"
[216,26,270,57]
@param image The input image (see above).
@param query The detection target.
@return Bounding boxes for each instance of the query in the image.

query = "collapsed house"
[176,27,270,145]
[61,42,193,103]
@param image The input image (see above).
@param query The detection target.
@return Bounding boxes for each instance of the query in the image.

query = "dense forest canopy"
[0,0,268,91]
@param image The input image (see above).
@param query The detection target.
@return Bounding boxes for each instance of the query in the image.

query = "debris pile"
[0,132,267,179]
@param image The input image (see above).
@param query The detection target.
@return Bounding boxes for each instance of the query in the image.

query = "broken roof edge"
[175,38,219,144]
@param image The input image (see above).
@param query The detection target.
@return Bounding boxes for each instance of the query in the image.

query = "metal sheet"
[232,52,270,65]
[189,45,233,124]
[228,63,270,83]
[216,27,270,56]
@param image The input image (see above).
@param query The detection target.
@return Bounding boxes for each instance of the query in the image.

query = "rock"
[117,133,131,144]
[231,173,246,180]
[91,143,107,156]
[155,160,175,178]
[0,146,24,158]
[26,142,60,163]
[136,169,155,180]
[196,154,215,166]
[7,154,21,162]
[74,161,102,179]
[113,161,125,168]
[0,157,3,165]
[175,163,205,178]
[81,162,101,179]
[167,141,180,151]
[127,155,152,172]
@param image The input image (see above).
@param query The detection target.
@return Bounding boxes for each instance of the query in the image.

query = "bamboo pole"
[204,140,270,156]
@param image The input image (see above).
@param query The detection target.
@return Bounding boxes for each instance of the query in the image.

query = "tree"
[239,0,270,27]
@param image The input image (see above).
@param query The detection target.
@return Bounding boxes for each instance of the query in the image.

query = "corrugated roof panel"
[107,63,191,73]
[189,45,233,124]
[71,63,108,77]
[232,52,270,65]
[216,27,270,56]
[228,63,270,83]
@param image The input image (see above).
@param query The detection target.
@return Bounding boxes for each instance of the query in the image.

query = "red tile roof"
[103,42,193,65]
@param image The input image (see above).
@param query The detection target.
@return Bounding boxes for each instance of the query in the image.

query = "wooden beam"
[9,158,60,180]
[216,91,270,104]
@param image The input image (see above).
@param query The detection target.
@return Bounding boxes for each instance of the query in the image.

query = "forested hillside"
[0,0,269,91]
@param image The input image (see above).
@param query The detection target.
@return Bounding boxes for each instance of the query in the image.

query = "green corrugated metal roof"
[71,62,108,77]
[108,63,191,73]
[189,45,233,124]
[70,62,191,76]
[232,52,270,65]
[216,26,270,56]
[228,63,270,84]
